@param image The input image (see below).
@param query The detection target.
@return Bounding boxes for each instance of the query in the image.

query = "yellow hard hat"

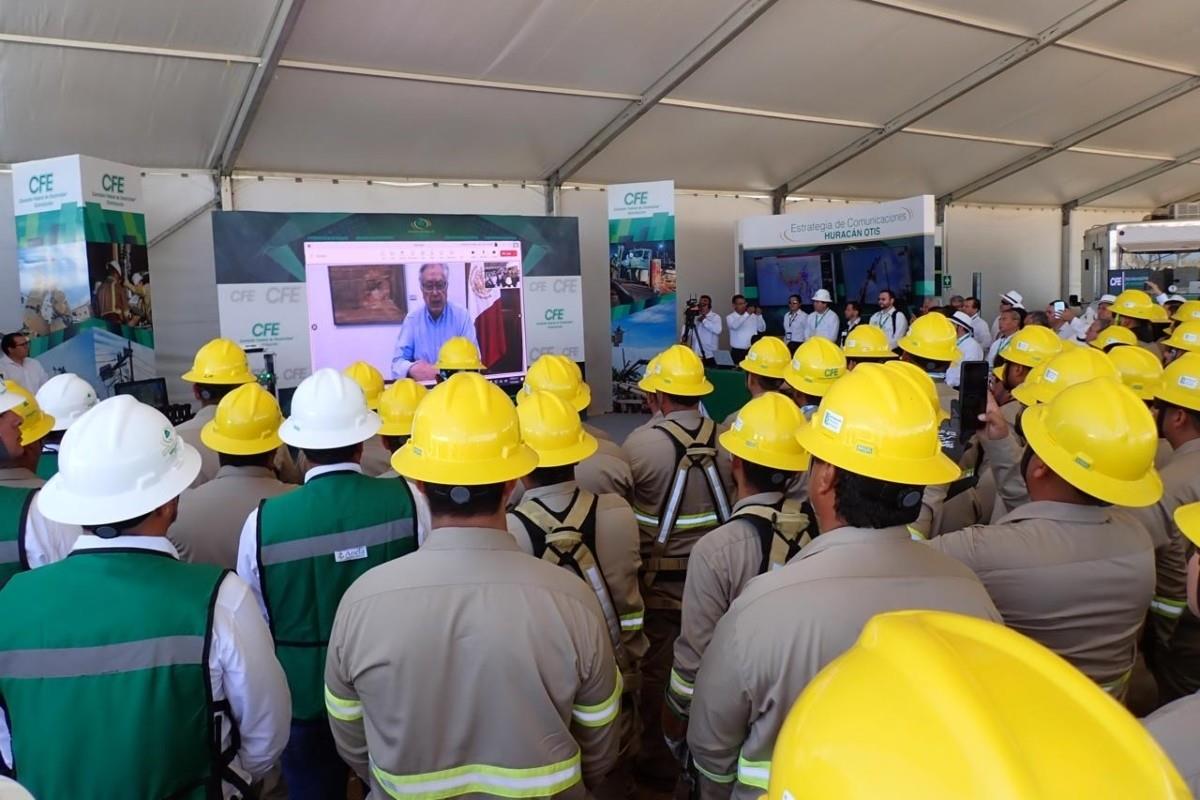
[519,354,591,411]
[784,338,846,398]
[842,325,897,361]
[1113,289,1170,323]
[897,313,961,363]
[5,381,55,446]
[1011,346,1120,406]
[1155,352,1200,413]
[796,364,959,485]
[1022,377,1161,507]
[1162,320,1200,354]
[766,610,1190,800]
[1106,345,1163,401]
[739,336,791,379]
[200,383,284,456]
[181,338,256,385]
[1174,299,1200,323]
[642,344,713,397]
[999,325,1064,367]
[343,361,385,409]
[435,336,485,371]
[377,379,428,437]
[516,390,598,468]
[391,372,537,484]
[720,392,811,472]
[1173,501,1200,548]
[1089,325,1137,351]
[637,355,662,393]
[881,360,950,423]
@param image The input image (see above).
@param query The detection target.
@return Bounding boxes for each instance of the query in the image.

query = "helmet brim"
[796,420,961,486]
[720,429,810,472]
[180,369,256,385]
[390,441,539,485]
[524,434,598,469]
[201,422,284,456]
[278,413,382,450]
[1174,503,1200,548]
[20,414,55,446]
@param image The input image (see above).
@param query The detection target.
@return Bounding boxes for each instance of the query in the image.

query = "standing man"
[0,335,47,395]
[781,295,806,355]
[962,297,993,350]
[236,369,417,799]
[374,378,432,544]
[948,294,965,312]
[0,396,291,798]
[947,311,985,388]
[343,361,394,475]
[842,325,898,371]
[986,308,1023,366]
[681,295,721,367]
[805,289,839,343]
[726,295,763,365]
[781,338,846,414]
[724,337,790,425]
[992,290,1024,339]
[687,365,1001,797]
[869,290,908,349]
[390,263,479,382]
[326,373,622,798]
[898,313,961,414]
[33,373,97,479]
[839,301,863,347]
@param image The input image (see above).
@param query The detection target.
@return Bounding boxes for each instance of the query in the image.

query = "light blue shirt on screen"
[391,302,478,378]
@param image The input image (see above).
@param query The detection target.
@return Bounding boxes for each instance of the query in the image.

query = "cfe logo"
[252,322,281,337]
[28,174,53,194]
[544,308,566,321]
[101,174,126,193]
[409,217,433,233]
[624,191,649,206]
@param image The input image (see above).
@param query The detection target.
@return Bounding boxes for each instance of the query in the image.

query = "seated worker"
[390,262,479,381]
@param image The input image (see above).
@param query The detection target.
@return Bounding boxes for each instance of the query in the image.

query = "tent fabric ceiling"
[3,0,1200,208]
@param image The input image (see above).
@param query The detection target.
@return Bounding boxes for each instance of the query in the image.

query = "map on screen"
[755,254,823,305]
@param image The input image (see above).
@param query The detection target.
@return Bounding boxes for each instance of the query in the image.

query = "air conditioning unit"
[1155,203,1200,219]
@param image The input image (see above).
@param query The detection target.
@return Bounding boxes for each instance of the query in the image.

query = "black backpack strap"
[509,507,549,558]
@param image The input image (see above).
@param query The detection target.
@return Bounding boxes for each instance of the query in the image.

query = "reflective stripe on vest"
[619,611,644,631]
[572,672,622,728]
[259,520,415,565]
[694,761,736,785]
[634,508,719,531]
[668,668,694,699]
[737,753,771,790]
[1101,668,1133,696]
[0,634,204,678]
[370,751,582,800]
[324,685,363,722]
[1151,595,1187,620]
[907,525,927,541]
[0,487,35,585]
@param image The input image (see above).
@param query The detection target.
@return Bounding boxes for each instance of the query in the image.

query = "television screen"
[754,254,824,305]
[305,240,528,384]
[840,246,912,306]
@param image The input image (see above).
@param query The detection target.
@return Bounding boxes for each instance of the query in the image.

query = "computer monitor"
[114,378,169,411]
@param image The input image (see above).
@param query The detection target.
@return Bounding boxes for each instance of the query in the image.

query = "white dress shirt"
[868,308,908,349]
[986,334,1011,366]
[806,309,840,342]
[2,468,81,569]
[968,313,993,350]
[682,312,722,359]
[0,355,48,394]
[237,462,363,624]
[782,310,807,345]
[946,334,985,388]
[726,312,765,350]
[0,535,291,794]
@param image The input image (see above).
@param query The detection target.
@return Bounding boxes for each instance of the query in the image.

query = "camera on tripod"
[684,297,700,321]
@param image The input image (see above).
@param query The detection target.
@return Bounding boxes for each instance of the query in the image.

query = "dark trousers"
[730,348,748,365]
[635,609,682,790]
[787,341,800,355]
[700,357,717,369]
[282,719,349,800]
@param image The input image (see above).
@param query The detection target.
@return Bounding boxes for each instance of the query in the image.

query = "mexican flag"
[468,264,506,367]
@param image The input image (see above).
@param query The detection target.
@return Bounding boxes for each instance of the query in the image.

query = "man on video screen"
[391,262,478,381]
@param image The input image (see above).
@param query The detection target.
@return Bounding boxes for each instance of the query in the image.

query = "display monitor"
[840,245,912,306]
[754,254,824,305]
[305,241,528,385]
[114,377,168,411]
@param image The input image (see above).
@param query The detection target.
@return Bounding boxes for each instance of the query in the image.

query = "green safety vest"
[0,487,35,588]
[257,470,416,720]
[35,449,58,480]
[0,548,228,799]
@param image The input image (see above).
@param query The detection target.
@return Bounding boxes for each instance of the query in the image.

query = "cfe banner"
[608,180,676,410]
[10,155,154,398]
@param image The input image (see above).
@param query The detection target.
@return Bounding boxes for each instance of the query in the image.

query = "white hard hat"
[37,396,201,526]
[812,289,833,303]
[0,381,23,416]
[0,777,36,800]
[279,368,381,450]
[36,373,99,431]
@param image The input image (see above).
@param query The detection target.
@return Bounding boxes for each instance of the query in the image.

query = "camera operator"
[681,294,721,368]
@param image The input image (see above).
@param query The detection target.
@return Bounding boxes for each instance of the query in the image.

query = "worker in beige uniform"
[1112,288,1170,361]
[326,372,622,798]
[665,393,812,743]
[932,377,1160,702]
[991,324,1063,426]
[1160,320,1200,368]
[779,337,844,416]
[840,324,897,371]
[620,344,733,790]
[507,390,646,799]
[171,383,295,569]
[373,379,433,545]
[435,335,485,381]
[766,610,1190,800]
[687,364,999,798]
[343,361,393,476]
[518,354,633,500]
[721,337,790,426]
[177,338,300,487]
[1145,501,1200,794]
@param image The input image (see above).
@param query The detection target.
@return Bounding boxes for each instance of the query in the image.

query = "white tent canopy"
[4,0,1200,210]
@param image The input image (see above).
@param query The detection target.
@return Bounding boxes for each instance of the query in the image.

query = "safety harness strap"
[733,499,815,575]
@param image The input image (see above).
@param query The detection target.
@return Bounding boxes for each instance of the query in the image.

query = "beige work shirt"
[325,527,621,797]
[583,422,613,442]
[378,470,432,547]
[575,439,634,500]
[932,500,1156,694]
[171,465,294,569]
[688,526,1000,799]
[177,405,301,488]
[1145,690,1200,795]
[506,482,649,681]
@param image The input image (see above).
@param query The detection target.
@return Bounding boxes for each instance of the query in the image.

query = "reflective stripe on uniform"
[0,634,204,679]
[1100,668,1133,696]
[633,508,719,530]
[668,668,694,698]
[619,611,644,631]
[1151,595,1187,620]
[259,519,414,566]
[324,685,363,721]
[0,541,18,565]
[737,754,771,790]
[370,752,582,800]
[571,672,622,728]
[694,761,736,785]
[907,525,926,541]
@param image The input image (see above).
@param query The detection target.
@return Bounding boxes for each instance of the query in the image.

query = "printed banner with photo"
[211,212,583,394]
[608,180,675,409]
[10,155,154,398]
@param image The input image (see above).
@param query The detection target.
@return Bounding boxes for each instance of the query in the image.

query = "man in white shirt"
[782,295,807,354]
[946,311,985,387]
[962,297,993,350]
[991,290,1024,339]
[0,335,48,395]
[681,295,722,367]
[806,289,840,343]
[986,308,1022,366]
[726,294,764,364]
[868,289,908,349]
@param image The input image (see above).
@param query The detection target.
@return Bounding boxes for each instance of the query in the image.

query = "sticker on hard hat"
[733,417,744,431]
[821,409,843,433]
[1074,456,1092,470]
[1016,341,1031,351]
[1185,333,1198,343]
[856,444,874,455]
[1180,375,1199,390]
[748,352,759,361]
[1044,368,1059,384]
